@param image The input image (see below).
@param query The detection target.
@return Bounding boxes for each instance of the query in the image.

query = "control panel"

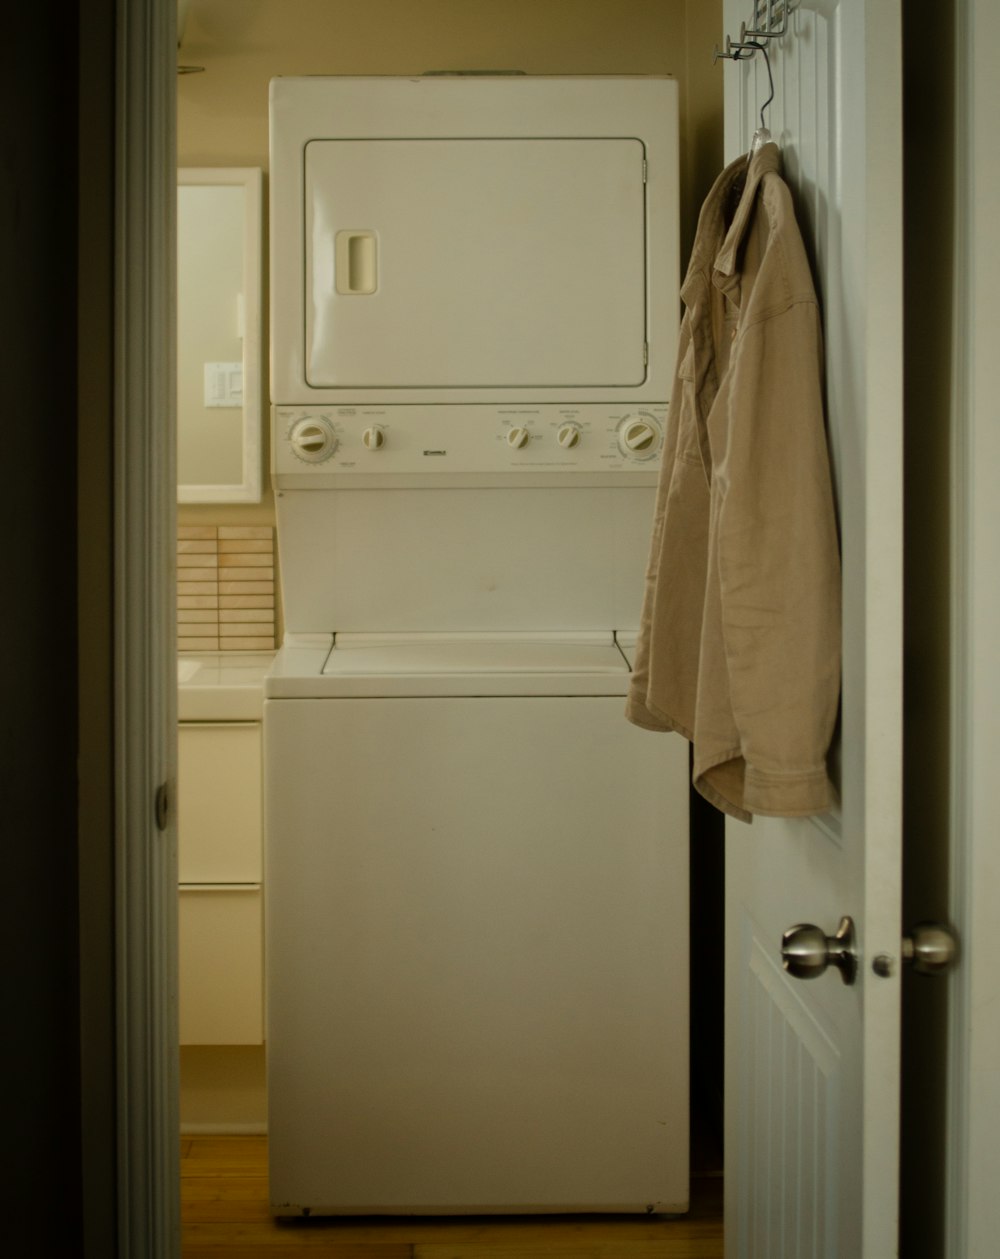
[274,403,668,483]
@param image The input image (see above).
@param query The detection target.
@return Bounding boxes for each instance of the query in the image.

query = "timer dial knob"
[290,416,338,463]
[506,426,531,450]
[557,422,582,449]
[362,425,386,450]
[618,414,663,460]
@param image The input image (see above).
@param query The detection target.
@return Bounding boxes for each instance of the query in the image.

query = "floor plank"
[182,1135,268,1174]
[414,1247,721,1259]
[182,1243,408,1253]
[181,1136,724,1258]
[181,1189,721,1237]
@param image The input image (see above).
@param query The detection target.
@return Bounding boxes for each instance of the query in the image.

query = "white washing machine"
[264,75,689,1216]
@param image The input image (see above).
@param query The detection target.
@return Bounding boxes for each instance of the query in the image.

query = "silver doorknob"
[871,922,959,978]
[902,922,959,975]
[781,916,858,986]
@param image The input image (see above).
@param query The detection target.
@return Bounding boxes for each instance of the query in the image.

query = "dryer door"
[304,138,648,390]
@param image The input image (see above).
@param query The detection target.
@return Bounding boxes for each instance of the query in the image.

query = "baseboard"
[180,1121,267,1135]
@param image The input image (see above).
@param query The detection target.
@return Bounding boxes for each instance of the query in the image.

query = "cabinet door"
[178,887,263,1045]
[178,722,262,883]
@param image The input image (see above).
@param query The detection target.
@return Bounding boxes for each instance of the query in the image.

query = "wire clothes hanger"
[711,34,775,157]
[746,39,775,156]
[713,1,788,157]
[716,35,775,221]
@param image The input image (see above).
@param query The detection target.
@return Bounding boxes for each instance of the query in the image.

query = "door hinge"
[155,782,170,831]
[643,342,649,366]
[642,158,648,183]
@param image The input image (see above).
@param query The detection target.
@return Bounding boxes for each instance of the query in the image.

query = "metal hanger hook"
[744,39,775,132]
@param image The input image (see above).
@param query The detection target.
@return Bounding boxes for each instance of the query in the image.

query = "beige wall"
[683,0,726,252]
[177,0,723,527]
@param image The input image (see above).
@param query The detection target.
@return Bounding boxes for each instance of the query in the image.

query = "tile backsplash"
[177,526,276,651]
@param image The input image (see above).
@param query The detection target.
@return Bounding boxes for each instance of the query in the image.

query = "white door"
[722,3,903,1256]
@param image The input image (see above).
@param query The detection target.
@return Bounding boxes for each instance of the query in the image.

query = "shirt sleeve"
[711,295,841,817]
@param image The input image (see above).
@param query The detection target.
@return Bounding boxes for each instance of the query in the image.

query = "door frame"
[110,1,999,1253]
[948,0,1000,1252]
[115,0,178,1253]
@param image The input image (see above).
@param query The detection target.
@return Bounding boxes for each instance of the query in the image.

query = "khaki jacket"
[626,143,841,823]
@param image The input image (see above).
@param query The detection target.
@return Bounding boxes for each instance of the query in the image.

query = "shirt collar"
[679,151,749,306]
[713,141,783,286]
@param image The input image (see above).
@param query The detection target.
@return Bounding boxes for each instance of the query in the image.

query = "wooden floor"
[180,1136,724,1258]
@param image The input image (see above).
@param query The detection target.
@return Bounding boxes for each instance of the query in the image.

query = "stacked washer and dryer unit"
[264,75,689,1217]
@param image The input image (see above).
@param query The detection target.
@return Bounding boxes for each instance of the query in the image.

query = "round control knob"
[557,422,582,449]
[362,425,385,450]
[618,414,662,460]
[289,416,338,463]
[506,426,531,450]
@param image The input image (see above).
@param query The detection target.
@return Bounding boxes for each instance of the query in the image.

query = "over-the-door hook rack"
[743,0,789,42]
[713,0,792,64]
[712,35,743,64]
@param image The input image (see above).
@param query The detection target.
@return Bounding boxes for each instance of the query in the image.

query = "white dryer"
[264,75,689,1216]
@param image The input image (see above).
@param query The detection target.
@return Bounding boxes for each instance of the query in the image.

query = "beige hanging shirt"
[626,143,841,823]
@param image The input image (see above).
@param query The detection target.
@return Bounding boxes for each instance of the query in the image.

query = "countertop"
[177,652,275,721]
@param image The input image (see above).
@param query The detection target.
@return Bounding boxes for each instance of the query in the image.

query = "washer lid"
[266,632,633,698]
[323,631,628,674]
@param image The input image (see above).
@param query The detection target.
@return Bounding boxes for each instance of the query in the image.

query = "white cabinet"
[178,887,263,1044]
[178,722,262,883]
[178,721,263,1045]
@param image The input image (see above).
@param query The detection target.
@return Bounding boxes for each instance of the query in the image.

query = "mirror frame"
[177,166,263,503]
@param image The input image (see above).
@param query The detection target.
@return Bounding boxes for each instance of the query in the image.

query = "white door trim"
[949,0,1000,1253]
[115,0,178,1253]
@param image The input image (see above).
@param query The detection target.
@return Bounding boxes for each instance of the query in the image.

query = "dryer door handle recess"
[335,230,377,295]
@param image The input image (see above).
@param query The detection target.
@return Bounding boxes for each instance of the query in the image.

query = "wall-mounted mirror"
[177,167,262,502]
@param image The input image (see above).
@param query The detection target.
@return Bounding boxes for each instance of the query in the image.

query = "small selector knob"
[362,425,385,450]
[618,414,662,460]
[290,416,338,463]
[557,422,582,449]
[506,426,531,450]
